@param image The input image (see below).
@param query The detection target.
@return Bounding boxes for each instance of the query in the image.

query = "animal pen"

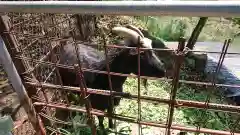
[0,1,240,135]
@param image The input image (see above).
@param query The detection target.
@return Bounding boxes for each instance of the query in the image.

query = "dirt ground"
[0,66,35,135]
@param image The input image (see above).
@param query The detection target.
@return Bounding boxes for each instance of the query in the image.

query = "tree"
[228,18,240,38]
[74,14,98,41]
[73,0,100,42]
[186,17,208,49]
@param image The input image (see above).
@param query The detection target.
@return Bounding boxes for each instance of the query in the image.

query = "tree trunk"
[186,17,208,49]
[74,14,98,42]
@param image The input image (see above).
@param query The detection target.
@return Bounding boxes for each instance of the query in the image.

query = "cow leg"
[107,107,114,129]
[108,96,119,129]
[98,116,104,128]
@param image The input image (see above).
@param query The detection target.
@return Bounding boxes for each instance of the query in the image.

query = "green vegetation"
[55,78,238,135]
[134,16,239,42]
[113,78,237,134]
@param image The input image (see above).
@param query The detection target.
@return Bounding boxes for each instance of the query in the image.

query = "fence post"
[0,15,46,135]
[166,37,186,135]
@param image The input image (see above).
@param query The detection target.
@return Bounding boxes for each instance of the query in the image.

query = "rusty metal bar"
[0,36,46,135]
[33,102,240,135]
[101,29,115,129]
[72,34,96,135]
[74,64,96,135]
[26,82,240,114]
[214,39,230,84]
[17,54,240,89]
[137,36,142,135]
[166,38,186,135]
[194,39,231,133]
[190,50,240,55]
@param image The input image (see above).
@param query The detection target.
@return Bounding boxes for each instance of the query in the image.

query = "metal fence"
[1,1,240,135]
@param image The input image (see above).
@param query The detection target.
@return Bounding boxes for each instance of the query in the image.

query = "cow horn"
[112,26,141,44]
[126,25,144,38]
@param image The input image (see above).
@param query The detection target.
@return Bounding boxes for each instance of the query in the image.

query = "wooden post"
[0,15,46,135]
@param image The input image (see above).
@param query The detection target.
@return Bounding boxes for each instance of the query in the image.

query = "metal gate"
[0,1,240,135]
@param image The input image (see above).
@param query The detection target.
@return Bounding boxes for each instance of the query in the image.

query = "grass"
[111,78,237,135]
[56,78,238,135]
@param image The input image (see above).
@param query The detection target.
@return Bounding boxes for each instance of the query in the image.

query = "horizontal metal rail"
[17,56,240,89]
[34,102,240,135]
[26,82,240,114]
[0,1,240,17]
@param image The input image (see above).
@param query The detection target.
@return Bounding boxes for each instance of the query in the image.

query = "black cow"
[59,25,166,128]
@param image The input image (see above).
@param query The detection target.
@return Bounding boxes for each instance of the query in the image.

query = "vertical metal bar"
[194,39,230,133]
[165,37,186,135]
[206,39,229,110]
[74,64,96,135]
[137,36,142,135]
[208,39,229,104]
[218,39,231,76]
[0,36,46,135]
[101,28,115,129]
[215,39,229,79]
[72,33,96,135]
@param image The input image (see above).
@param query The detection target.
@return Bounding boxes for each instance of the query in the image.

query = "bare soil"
[0,67,35,135]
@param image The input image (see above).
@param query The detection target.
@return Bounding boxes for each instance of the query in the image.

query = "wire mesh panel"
[1,1,240,135]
